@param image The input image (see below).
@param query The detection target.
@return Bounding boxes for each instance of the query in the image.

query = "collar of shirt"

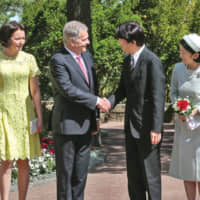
[64,46,81,60]
[131,44,145,67]
[64,46,87,67]
[64,46,88,73]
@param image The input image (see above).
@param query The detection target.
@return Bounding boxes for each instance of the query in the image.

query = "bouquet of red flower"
[173,97,200,130]
[172,97,194,117]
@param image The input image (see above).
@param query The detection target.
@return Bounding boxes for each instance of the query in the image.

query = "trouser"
[125,130,161,200]
[54,133,91,200]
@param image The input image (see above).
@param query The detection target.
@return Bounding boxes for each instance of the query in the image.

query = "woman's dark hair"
[0,21,26,47]
[115,21,144,46]
[180,39,200,63]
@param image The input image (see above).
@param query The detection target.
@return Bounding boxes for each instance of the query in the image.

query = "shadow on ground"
[89,123,175,175]
[89,129,127,174]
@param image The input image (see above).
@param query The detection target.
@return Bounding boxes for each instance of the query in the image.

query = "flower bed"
[11,135,105,184]
[11,137,56,184]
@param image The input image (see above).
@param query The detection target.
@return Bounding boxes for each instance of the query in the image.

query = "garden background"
[1,0,200,182]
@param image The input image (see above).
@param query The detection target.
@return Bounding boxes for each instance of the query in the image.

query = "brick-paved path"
[9,121,187,200]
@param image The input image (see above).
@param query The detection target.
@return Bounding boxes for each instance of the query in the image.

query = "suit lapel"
[62,48,90,86]
[82,53,93,89]
[129,47,146,79]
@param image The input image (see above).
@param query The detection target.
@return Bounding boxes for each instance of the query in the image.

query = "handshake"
[97,97,111,112]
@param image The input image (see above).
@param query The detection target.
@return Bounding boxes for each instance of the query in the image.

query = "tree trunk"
[67,0,93,53]
[67,0,101,147]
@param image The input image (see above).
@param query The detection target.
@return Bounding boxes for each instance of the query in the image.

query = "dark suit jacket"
[50,48,99,135]
[109,47,165,138]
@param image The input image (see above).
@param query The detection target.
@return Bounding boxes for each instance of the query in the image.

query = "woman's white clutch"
[30,118,38,135]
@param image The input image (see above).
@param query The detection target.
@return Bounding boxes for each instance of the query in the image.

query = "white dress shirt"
[131,45,145,68]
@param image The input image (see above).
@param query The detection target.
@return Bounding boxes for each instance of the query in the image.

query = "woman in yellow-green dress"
[0,21,43,200]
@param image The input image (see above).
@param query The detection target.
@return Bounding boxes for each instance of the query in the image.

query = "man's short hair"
[63,20,88,44]
[115,21,144,46]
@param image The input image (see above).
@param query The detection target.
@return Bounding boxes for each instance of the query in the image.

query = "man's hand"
[150,131,161,144]
[97,97,111,112]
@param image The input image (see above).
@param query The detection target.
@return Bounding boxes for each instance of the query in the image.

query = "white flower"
[38,156,44,162]
[186,105,191,111]
[42,163,46,168]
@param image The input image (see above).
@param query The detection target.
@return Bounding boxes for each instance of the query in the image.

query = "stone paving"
[9,121,188,200]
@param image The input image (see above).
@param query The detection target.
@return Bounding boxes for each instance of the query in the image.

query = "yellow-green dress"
[0,50,41,160]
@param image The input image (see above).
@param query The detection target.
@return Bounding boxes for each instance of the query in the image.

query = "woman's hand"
[178,115,186,121]
[190,108,199,117]
[29,76,43,134]
[178,108,199,121]
[37,118,43,133]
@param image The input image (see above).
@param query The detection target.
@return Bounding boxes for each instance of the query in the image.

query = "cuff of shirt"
[96,97,100,106]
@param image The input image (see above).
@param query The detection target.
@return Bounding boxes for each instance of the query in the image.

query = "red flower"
[49,149,55,155]
[41,138,48,142]
[41,137,55,155]
[41,142,48,149]
[176,100,190,111]
[48,140,54,144]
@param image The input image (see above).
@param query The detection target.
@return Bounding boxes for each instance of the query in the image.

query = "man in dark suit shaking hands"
[50,21,110,200]
[108,21,165,200]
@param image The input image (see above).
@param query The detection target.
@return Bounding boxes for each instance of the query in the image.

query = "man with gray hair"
[50,20,110,200]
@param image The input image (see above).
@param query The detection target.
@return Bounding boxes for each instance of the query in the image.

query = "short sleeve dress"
[169,62,200,181]
[0,50,41,161]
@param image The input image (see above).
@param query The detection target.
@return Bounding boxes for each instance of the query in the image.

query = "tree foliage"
[91,0,142,95]
[21,0,67,99]
[0,0,26,25]
[18,0,200,102]
[133,0,198,100]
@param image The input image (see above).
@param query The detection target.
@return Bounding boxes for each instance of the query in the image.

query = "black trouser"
[125,130,161,200]
[54,133,91,200]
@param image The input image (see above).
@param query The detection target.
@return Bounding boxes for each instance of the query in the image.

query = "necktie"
[76,56,89,84]
[130,56,135,69]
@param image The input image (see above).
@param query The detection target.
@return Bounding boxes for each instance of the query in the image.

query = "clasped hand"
[178,108,199,121]
[97,97,111,112]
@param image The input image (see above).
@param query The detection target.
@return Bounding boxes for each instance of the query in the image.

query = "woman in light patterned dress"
[169,33,200,200]
[0,21,43,200]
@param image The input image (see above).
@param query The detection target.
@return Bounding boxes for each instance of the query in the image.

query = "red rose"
[176,100,190,111]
